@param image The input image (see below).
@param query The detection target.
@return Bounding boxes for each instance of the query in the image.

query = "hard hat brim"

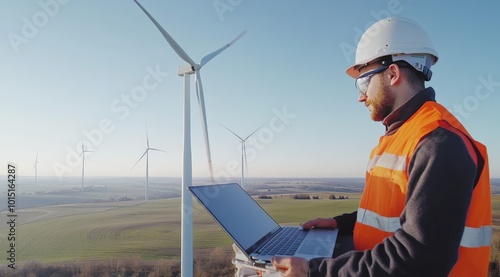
[346,64,363,79]
[345,55,378,79]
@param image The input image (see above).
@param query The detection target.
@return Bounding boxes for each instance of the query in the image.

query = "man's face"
[365,77,395,121]
[357,64,395,122]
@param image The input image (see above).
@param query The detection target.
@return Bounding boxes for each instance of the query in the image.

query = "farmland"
[0,177,499,275]
[0,192,360,264]
[0,177,363,266]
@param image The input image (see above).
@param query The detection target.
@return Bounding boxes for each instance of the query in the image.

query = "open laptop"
[189,183,338,263]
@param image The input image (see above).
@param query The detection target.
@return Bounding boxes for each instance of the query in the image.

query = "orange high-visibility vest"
[354,101,492,276]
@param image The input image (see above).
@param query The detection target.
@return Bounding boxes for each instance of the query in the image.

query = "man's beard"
[366,79,395,122]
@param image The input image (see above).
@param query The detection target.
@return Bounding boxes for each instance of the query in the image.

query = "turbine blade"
[243,143,249,174]
[131,150,148,170]
[244,124,265,140]
[219,123,244,141]
[200,30,247,67]
[149,148,166,152]
[133,0,196,66]
[145,118,150,148]
[195,71,215,183]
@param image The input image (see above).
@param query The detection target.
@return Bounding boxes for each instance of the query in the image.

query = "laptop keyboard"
[257,227,307,256]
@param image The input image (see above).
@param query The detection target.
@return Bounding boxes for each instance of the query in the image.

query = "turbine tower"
[220,124,262,186]
[132,128,165,202]
[79,145,93,190]
[132,1,245,275]
[33,153,39,186]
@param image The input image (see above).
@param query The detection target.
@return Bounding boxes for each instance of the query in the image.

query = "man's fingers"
[301,219,318,229]
[271,256,289,269]
[271,256,309,277]
[302,218,337,229]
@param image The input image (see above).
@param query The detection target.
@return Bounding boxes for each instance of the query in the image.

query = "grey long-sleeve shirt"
[309,88,481,276]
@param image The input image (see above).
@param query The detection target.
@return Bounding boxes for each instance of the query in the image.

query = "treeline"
[258,194,351,200]
[293,194,349,200]
[0,248,235,277]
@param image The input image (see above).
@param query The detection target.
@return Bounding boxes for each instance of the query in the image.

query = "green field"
[0,193,360,264]
[1,192,499,266]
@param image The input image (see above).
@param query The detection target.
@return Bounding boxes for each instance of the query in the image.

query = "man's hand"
[301,218,337,230]
[269,218,336,276]
[271,256,309,277]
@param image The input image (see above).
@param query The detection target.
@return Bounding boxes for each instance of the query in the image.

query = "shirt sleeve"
[333,212,357,235]
[308,127,478,277]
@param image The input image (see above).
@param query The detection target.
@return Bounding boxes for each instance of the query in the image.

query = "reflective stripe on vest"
[461,226,492,248]
[357,207,492,248]
[357,208,400,232]
[366,153,407,172]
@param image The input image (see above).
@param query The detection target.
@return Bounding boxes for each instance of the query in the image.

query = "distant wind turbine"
[79,145,93,190]
[131,128,165,202]
[220,124,262,186]
[34,153,39,186]
[132,1,246,275]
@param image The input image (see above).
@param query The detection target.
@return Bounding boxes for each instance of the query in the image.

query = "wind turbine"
[132,1,246,275]
[220,124,262,186]
[131,128,165,202]
[33,153,39,186]
[79,145,93,190]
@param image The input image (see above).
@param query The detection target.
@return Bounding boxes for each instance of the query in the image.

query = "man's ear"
[386,63,403,86]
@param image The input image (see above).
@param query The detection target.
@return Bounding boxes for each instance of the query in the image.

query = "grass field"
[0,189,498,268]
[0,192,360,265]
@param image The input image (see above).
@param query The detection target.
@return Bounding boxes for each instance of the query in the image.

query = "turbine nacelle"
[177,64,196,76]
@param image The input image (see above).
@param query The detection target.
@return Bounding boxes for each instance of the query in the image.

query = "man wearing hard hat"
[272,17,492,277]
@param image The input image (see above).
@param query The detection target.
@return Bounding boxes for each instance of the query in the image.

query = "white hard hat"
[346,17,438,81]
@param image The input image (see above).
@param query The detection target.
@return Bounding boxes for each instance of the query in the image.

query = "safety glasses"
[355,66,388,97]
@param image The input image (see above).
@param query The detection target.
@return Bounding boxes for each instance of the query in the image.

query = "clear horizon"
[2,1,499,179]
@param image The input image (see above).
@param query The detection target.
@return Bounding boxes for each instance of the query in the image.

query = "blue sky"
[1,0,499,180]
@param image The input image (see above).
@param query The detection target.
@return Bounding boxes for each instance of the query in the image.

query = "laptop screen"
[189,183,280,252]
